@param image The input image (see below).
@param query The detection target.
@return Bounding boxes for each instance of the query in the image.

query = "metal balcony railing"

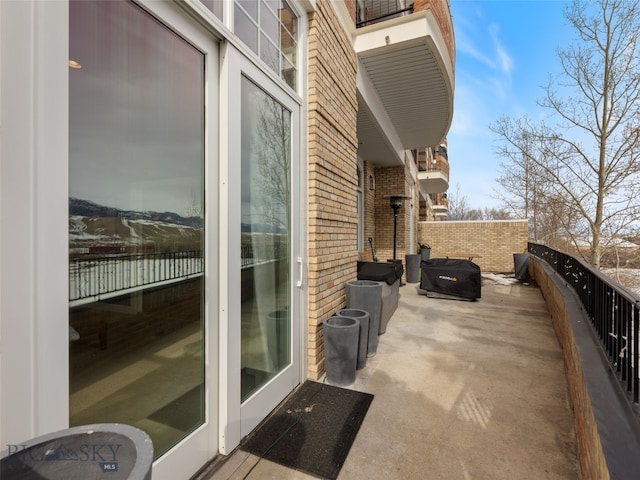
[69,251,203,303]
[70,245,288,304]
[356,0,414,28]
[529,242,640,405]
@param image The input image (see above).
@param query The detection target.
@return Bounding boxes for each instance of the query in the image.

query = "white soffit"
[354,12,454,149]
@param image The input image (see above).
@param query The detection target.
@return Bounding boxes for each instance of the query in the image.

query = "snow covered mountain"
[69,198,202,251]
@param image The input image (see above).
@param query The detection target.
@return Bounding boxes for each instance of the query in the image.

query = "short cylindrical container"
[337,308,370,370]
[323,316,360,386]
[346,280,382,356]
[405,254,421,283]
[420,245,431,261]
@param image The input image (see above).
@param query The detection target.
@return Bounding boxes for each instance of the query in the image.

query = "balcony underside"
[418,170,449,195]
[355,12,454,166]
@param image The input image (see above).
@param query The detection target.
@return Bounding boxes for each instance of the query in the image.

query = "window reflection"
[240,77,291,401]
[234,0,298,89]
[69,0,205,459]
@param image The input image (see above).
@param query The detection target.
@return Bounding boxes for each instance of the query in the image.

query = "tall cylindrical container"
[337,308,370,370]
[405,254,421,283]
[323,316,360,386]
[346,280,382,356]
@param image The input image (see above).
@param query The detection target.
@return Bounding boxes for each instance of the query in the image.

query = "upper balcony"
[416,145,449,194]
[431,192,448,217]
[353,0,455,166]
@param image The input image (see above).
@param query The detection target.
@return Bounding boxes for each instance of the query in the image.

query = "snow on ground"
[482,269,640,297]
[601,268,640,298]
[482,273,520,286]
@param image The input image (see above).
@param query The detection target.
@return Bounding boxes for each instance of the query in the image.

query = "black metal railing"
[70,245,289,302]
[356,0,414,28]
[240,243,287,268]
[69,251,203,302]
[529,242,640,404]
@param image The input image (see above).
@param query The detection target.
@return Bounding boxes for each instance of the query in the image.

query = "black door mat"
[240,380,374,479]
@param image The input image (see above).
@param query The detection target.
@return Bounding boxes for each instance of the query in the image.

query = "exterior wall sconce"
[368,174,375,190]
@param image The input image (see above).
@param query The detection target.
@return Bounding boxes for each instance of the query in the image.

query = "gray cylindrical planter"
[514,253,530,282]
[0,423,153,480]
[323,316,359,386]
[405,254,421,283]
[346,280,382,356]
[337,308,370,370]
[420,245,431,261]
[267,309,289,371]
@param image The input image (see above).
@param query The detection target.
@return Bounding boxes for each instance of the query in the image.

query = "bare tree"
[491,0,640,267]
[446,184,473,220]
[483,208,513,220]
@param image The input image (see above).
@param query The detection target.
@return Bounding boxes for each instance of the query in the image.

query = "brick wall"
[307,0,359,379]
[419,220,529,272]
[373,166,408,262]
[360,160,377,261]
[413,0,455,67]
[529,257,608,480]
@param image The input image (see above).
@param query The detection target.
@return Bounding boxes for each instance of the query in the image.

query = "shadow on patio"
[203,277,579,479]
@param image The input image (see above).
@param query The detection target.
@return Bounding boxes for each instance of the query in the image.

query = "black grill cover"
[357,261,404,285]
[420,258,481,299]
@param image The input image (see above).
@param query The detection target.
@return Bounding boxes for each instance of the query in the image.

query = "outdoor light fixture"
[388,195,409,261]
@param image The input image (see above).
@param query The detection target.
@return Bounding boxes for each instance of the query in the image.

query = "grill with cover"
[420,258,481,300]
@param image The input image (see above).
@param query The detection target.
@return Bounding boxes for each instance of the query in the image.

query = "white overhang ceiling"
[355,12,454,166]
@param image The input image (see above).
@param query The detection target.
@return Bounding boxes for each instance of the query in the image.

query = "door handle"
[296,256,304,288]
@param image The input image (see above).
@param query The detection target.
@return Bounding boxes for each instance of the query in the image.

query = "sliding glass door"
[68,2,218,477]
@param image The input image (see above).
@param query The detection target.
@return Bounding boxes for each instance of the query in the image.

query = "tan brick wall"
[529,257,608,480]
[373,166,407,262]
[414,0,455,67]
[307,0,358,379]
[419,220,529,272]
[359,160,377,261]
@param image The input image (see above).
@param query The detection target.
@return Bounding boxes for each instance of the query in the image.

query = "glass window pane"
[260,33,279,73]
[280,1,297,41]
[199,0,223,19]
[236,0,258,21]
[234,0,298,91]
[240,77,291,402]
[234,3,259,55]
[260,0,280,47]
[281,54,296,89]
[69,0,205,459]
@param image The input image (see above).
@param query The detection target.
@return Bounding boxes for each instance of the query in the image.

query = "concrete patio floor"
[200,277,579,480]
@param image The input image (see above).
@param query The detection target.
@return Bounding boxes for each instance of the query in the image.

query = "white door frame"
[0,2,220,478]
[219,43,303,454]
[136,2,220,478]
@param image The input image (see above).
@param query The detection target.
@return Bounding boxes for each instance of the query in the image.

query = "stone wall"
[419,220,529,272]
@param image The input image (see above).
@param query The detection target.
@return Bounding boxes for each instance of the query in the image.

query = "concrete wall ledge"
[530,256,640,480]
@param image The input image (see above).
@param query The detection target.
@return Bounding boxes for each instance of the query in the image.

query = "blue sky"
[447,0,571,210]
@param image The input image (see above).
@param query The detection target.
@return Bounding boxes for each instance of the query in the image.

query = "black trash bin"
[514,253,530,282]
[405,254,421,283]
[420,244,431,262]
[1,423,153,480]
